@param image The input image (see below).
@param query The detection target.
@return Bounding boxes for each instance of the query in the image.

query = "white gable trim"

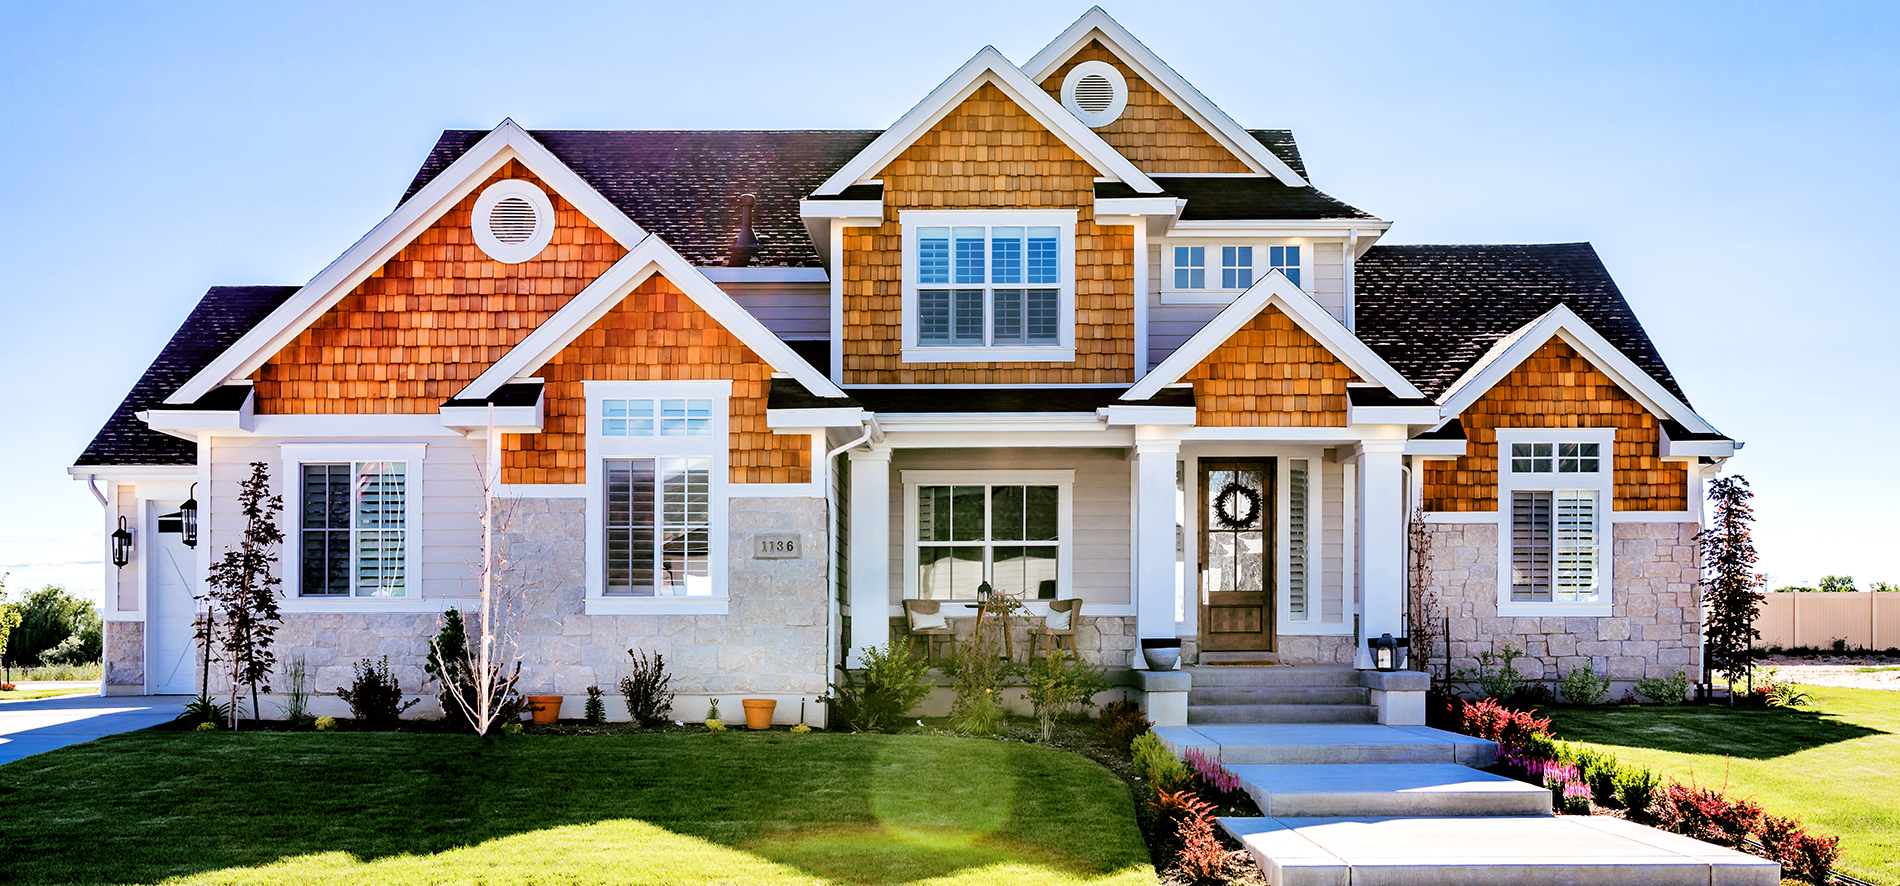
[165,119,650,405]
[811,46,1162,196]
[1122,268,1421,402]
[1021,7,1310,187]
[1436,305,1718,435]
[458,236,846,401]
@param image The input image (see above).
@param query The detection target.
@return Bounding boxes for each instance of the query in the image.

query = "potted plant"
[742,698,776,730]
[527,687,563,725]
[1140,637,1182,671]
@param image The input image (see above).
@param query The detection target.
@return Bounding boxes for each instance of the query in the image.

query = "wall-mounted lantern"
[181,483,199,549]
[111,516,134,568]
[1367,633,1410,672]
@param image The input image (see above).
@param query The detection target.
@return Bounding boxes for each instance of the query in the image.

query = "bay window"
[900,211,1076,362]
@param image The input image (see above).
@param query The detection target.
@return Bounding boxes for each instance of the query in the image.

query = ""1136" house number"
[753,533,800,559]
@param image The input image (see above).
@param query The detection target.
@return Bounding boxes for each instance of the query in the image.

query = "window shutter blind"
[1287,460,1308,619]
[1511,491,1552,602]
[1555,491,1598,601]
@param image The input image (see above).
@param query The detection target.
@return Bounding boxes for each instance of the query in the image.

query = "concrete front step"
[1189,703,1377,725]
[1219,815,1781,886]
[1155,724,1498,767]
[1188,685,1370,706]
[1183,664,1362,688]
[1229,764,1552,817]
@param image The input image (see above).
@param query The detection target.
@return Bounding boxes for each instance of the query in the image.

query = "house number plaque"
[753,533,801,559]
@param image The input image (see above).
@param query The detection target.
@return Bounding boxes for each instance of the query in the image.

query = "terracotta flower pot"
[742,698,776,730]
[528,695,563,725]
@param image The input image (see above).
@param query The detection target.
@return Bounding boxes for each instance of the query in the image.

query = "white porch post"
[846,445,892,667]
[1355,438,1407,669]
[1133,435,1181,652]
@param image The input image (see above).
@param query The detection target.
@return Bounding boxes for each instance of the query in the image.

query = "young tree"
[1698,475,1766,703]
[1407,509,1443,684]
[429,408,526,735]
[204,462,285,728]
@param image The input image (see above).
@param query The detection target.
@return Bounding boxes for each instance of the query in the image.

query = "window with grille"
[1510,442,1600,474]
[915,484,1060,601]
[300,462,406,597]
[915,225,1062,347]
[1170,243,1300,291]
[1511,490,1598,603]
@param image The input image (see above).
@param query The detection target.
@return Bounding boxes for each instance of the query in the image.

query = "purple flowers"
[1184,747,1240,795]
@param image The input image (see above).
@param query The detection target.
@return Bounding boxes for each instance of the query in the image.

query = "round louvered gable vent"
[1061,60,1128,128]
[470,180,556,263]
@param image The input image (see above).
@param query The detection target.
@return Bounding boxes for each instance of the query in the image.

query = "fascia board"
[165,120,650,406]
[812,47,1162,196]
[1404,438,1469,457]
[459,237,847,401]
[766,407,867,429]
[139,387,255,432]
[1436,305,1718,435]
[798,198,884,221]
[67,465,198,480]
[1123,269,1422,401]
[1660,437,1739,459]
[1348,404,1441,426]
[439,404,543,434]
[1100,404,1196,426]
[1094,196,1181,216]
[1021,9,1308,186]
[1169,219,1393,234]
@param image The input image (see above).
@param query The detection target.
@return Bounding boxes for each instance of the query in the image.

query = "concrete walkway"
[0,694,187,766]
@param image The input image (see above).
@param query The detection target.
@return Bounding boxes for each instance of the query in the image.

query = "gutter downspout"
[84,474,107,506]
[822,415,883,723]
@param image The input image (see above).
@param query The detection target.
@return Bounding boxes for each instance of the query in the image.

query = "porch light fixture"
[1367,633,1410,672]
[181,483,199,549]
[111,516,133,568]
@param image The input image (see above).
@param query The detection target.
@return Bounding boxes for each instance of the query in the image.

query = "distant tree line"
[0,575,102,666]
[1771,575,1900,593]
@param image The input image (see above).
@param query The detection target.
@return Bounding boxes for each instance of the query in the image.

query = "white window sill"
[900,346,1076,364]
[280,598,456,614]
[1158,290,1244,305]
[1496,603,1612,618]
[586,598,730,616]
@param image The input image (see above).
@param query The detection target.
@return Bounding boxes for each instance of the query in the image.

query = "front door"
[149,504,198,695]
[1198,460,1275,652]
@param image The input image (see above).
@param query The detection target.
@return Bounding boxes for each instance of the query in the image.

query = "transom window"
[916,484,1060,601]
[1170,244,1300,291]
[1511,442,1601,473]
[299,462,407,597]
[1511,490,1599,603]
[605,458,712,597]
[601,399,714,437]
[916,225,1061,346]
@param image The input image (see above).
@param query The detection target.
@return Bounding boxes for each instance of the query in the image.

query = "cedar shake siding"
[1423,339,1688,512]
[842,83,1136,385]
[1187,306,1355,428]
[254,161,629,413]
[1038,40,1251,174]
[502,273,809,486]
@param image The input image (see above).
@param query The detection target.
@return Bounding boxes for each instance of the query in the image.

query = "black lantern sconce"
[976,581,994,606]
[111,516,134,568]
[1367,633,1410,672]
[181,483,199,549]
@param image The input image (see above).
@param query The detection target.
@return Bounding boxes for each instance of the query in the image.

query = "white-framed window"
[901,470,1074,604]
[900,210,1077,363]
[1164,242,1306,303]
[280,444,426,602]
[585,380,731,614]
[1496,428,1615,616]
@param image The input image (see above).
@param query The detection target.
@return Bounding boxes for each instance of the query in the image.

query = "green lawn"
[0,685,98,701]
[0,730,1155,886]
[1544,686,1900,885]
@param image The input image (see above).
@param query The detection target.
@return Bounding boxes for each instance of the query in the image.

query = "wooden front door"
[1198,460,1275,652]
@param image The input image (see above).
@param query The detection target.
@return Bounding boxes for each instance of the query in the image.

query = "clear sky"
[2,1,1895,605]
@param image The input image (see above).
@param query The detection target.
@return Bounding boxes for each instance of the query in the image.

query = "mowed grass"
[0,730,1154,886]
[1545,686,1900,885]
[0,685,98,701]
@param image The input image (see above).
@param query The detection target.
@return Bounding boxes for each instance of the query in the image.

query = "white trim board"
[1019,7,1309,186]
[167,119,651,406]
[811,46,1161,196]
[1123,268,1422,401]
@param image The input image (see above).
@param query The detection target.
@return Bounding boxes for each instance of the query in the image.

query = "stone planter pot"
[1140,638,1182,671]
[742,698,776,730]
[527,695,563,725]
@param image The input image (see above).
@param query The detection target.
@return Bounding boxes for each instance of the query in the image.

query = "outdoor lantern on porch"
[180,482,199,549]
[977,581,993,605]
[1367,633,1410,672]
[111,516,133,568]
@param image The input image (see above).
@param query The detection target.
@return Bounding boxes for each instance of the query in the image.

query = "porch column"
[1356,439,1407,669]
[846,445,892,668]
[1133,436,1181,651]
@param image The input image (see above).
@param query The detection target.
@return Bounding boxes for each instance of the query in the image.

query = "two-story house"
[71,8,1737,723]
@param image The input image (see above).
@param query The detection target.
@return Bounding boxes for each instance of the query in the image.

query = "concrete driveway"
[0,693,187,766]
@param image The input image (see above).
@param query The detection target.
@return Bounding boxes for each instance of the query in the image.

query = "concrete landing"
[1154,723,1498,766]
[1229,764,1552,817]
[1220,815,1781,886]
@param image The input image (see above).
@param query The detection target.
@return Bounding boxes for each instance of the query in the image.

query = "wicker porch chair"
[902,598,957,662]
[1028,598,1080,659]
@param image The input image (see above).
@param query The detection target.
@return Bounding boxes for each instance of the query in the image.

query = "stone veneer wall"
[103,620,144,694]
[1275,635,1356,665]
[203,495,831,724]
[1427,521,1702,690]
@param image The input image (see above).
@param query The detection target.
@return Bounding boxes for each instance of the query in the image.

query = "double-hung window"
[1498,432,1613,613]
[902,470,1073,604]
[901,211,1075,362]
[587,382,730,612]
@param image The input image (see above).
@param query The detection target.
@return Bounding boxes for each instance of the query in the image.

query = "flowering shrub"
[1459,698,1551,746]
[0,682,14,691]
[1759,815,1841,885]
[1184,747,1241,798]
[1560,780,1592,815]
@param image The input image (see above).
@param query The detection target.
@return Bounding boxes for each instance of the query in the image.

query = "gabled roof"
[1353,244,1689,403]
[811,46,1163,196]
[457,237,846,401]
[75,286,298,467]
[164,120,654,406]
[403,129,880,268]
[1021,7,1309,186]
[1124,268,1422,402]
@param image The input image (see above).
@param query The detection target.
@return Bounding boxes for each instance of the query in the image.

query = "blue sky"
[2,1,1895,603]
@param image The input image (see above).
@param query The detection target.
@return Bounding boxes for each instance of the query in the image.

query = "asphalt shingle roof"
[74,286,299,466]
[1353,244,1688,404]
